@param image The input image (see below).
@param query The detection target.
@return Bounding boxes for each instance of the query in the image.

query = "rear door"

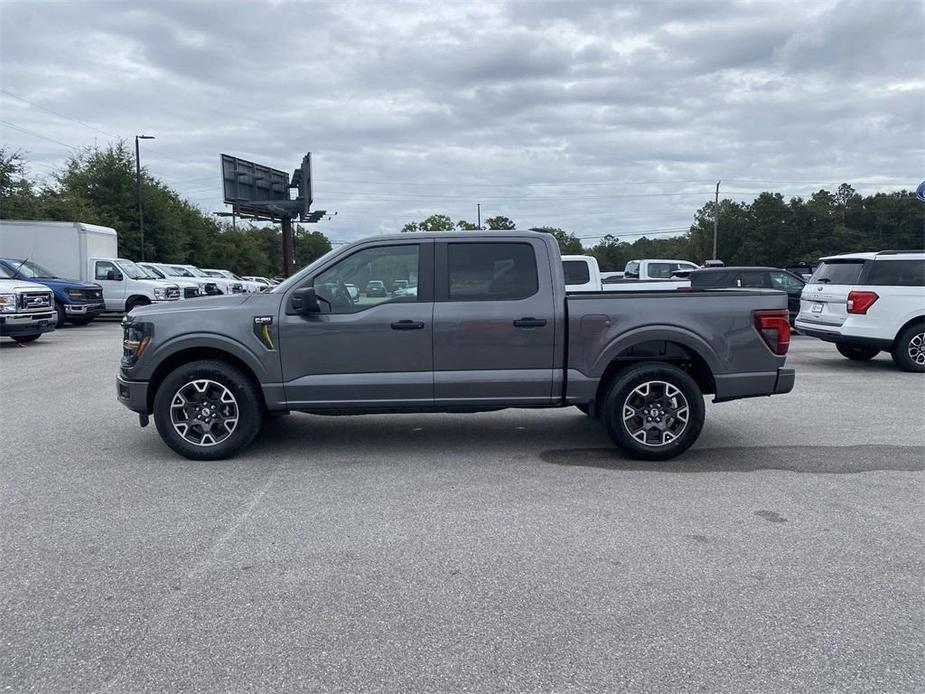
[769,271,805,319]
[799,259,867,327]
[433,238,557,405]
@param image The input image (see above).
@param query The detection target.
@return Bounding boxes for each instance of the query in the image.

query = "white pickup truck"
[604,258,699,291]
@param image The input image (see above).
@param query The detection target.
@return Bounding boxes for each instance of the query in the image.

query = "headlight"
[122,320,153,368]
[66,288,85,300]
[0,293,16,313]
[153,287,168,300]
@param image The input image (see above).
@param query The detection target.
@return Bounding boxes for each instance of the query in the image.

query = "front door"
[92,259,125,310]
[279,241,435,409]
[433,238,557,406]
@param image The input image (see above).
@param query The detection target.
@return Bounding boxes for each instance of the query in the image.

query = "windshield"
[204,270,224,278]
[271,247,340,293]
[0,264,14,279]
[624,261,640,279]
[7,259,58,279]
[810,259,865,285]
[117,259,150,280]
[168,266,196,278]
[141,264,166,279]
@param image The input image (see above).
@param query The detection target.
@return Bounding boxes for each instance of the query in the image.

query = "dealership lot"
[1,323,923,692]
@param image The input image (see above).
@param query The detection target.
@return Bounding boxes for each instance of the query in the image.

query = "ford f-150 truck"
[117,232,794,461]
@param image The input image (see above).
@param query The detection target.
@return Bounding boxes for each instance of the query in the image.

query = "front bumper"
[117,374,149,414]
[0,312,57,336]
[64,302,105,316]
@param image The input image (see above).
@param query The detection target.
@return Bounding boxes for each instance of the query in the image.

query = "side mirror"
[107,270,123,281]
[290,286,321,315]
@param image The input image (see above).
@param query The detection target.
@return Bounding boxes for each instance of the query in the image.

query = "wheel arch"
[895,314,925,342]
[125,295,151,311]
[146,345,265,414]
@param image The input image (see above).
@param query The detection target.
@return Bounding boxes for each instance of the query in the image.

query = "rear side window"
[865,260,925,287]
[739,271,772,289]
[563,260,591,285]
[690,271,729,288]
[647,263,674,279]
[447,243,538,301]
[810,260,865,285]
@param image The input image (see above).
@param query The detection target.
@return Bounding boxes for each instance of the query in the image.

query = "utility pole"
[281,217,294,277]
[135,135,155,260]
[477,203,481,230]
[712,180,721,260]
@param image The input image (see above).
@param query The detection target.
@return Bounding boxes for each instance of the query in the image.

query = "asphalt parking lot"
[2,322,923,693]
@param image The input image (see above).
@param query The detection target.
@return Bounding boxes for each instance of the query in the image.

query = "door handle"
[513,317,547,328]
[391,320,425,330]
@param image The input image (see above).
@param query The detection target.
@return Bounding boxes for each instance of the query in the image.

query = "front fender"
[140,332,275,382]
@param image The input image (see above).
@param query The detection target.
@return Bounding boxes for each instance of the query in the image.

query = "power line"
[0,119,78,150]
[0,89,118,138]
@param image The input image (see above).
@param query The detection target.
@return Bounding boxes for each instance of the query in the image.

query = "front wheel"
[55,301,67,328]
[68,315,94,325]
[602,362,705,461]
[153,359,264,460]
[891,322,925,373]
[836,343,879,361]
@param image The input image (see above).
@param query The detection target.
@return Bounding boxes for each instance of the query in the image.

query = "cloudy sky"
[1,0,922,245]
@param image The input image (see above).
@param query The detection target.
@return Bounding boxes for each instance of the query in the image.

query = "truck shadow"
[539,444,925,474]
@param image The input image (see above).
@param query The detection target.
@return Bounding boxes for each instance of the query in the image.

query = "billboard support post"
[282,217,294,277]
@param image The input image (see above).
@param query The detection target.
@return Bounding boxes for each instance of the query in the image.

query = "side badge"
[253,316,275,350]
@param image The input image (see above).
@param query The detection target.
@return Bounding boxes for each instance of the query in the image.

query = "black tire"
[836,343,880,361]
[11,334,41,343]
[68,316,94,326]
[602,362,705,461]
[55,301,67,328]
[153,359,264,460]
[125,297,149,313]
[891,321,925,373]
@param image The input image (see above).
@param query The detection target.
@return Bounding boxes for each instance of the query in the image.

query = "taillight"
[847,290,878,314]
[753,308,790,355]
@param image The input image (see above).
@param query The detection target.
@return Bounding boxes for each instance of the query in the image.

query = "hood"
[0,278,53,293]
[16,277,100,291]
[130,292,260,317]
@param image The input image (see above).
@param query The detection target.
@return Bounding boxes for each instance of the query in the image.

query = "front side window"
[771,272,804,291]
[447,243,538,301]
[95,260,118,281]
[866,260,925,287]
[313,244,419,313]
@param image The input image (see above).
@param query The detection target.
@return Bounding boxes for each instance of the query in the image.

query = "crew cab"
[0,265,57,343]
[117,232,794,461]
[0,257,104,327]
[795,251,924,371]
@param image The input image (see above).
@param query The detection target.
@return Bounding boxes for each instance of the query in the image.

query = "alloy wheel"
[622,380,690,447]
[908,332,925,366]
[170,379,239,447]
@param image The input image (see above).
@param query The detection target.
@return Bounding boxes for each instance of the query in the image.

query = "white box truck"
[0,220,181,312]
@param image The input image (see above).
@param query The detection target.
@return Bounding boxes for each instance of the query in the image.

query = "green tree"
[0,148,40,218]
[401,213,455,232]
[456,219,480,230]
[530,226,583,254]
[485,215,515,230]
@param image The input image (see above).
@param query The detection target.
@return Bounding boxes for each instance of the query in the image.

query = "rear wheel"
[836,343,880,361]
[602,362,705,461]
[153,359,264,460]
[891,322,925,373]
[11,334,40,344]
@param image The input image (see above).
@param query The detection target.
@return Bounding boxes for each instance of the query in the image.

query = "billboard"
[221,154,291,219]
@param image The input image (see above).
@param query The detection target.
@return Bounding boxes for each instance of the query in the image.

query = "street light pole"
[135,135,155,260]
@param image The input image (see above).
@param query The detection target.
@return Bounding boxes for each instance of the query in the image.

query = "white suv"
[795,251,924,372]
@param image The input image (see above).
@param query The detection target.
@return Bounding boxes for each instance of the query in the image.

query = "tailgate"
[799,285,849,327]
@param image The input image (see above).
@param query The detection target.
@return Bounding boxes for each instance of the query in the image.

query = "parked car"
[687,266,806,324]
[0,220,180,312]
[602,258,699,291]
[366,280,387,297]
[117,231,794,462]
[0,264,57,343]
[391,279,410,294]
[241,276,278,290]
[166,265,244,295]
[562,255,602,291]
[202,269,263,293]
[0,257,104,327]
[795,251,925,371]
[138,262,213,299]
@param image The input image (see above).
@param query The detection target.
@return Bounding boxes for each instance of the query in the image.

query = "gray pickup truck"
[117,231,794,461]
